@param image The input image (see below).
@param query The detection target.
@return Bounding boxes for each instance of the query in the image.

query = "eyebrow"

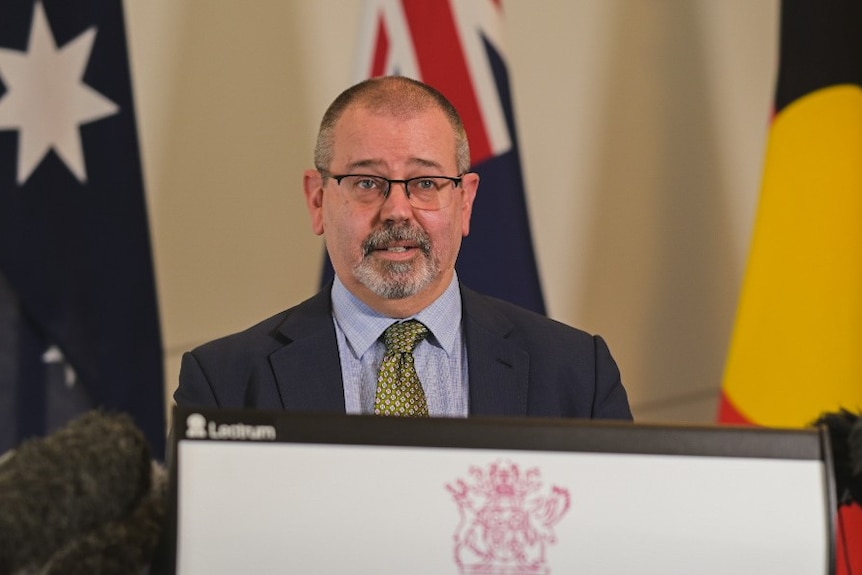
[344,157,445,173]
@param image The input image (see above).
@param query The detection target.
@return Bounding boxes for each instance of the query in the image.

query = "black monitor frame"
[166,407,837,575]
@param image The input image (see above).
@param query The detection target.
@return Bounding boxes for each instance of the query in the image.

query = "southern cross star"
[0,1,119,185]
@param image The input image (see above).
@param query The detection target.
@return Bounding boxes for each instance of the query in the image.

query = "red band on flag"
[717,392,754,425]
[371,15,389,77]
[838,505,862,574]
[401,0,493,165]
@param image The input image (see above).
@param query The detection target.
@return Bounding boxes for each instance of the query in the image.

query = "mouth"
[369,244,421,263]
[375,244,418,253]
[363,226,430,257]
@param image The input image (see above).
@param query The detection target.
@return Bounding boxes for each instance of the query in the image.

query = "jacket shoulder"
[189,288,332,359]
[460,285,595,342]
[176,289,333,408]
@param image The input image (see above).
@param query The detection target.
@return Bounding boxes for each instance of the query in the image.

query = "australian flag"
[324,0,546,315]
[0,1,165,458]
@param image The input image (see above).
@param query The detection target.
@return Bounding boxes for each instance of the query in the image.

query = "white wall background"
[123,0,779,424]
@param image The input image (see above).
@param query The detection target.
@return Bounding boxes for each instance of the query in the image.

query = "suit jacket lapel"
[262,283,530,416]
[269,286,346,412]
[461,286,530,417]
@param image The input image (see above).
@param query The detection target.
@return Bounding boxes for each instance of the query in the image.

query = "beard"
[353,223,440,299]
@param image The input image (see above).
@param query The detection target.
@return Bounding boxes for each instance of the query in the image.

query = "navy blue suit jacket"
[175,284,632,420]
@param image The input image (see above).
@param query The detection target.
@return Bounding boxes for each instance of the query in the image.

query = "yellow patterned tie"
[374,320,429,416]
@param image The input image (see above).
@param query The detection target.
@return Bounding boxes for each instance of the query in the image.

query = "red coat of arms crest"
[446,460,571,574]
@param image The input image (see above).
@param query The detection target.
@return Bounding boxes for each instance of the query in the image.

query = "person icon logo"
[186,413,208,439]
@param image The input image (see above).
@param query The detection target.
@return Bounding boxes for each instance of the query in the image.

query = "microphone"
[0,411,167,575]
[815,409,862,506]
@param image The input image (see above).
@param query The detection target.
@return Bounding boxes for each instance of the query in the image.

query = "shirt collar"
[331,273,462,358]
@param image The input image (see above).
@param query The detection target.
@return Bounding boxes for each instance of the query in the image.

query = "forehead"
[331,105,458,171]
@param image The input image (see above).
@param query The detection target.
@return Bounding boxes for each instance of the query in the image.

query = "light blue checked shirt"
[331,274,469,417]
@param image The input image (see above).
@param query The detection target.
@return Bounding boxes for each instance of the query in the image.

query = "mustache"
[362,224,432,256]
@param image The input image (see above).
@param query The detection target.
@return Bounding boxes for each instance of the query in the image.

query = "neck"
[347,271,454,319]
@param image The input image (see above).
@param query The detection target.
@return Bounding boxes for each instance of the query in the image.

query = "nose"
[379,181,413,222]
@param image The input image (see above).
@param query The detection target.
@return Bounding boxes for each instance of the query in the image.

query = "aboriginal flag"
[719,1,862,571]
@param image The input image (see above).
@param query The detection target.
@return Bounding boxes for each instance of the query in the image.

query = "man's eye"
[412,178,438,191]
[354,178,382,190]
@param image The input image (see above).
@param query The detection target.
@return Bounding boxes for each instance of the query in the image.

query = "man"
[175,76,631,421]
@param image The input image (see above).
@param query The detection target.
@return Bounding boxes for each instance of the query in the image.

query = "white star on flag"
[0,1,119,185]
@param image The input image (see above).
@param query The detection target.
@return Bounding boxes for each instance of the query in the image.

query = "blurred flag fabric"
[719,1,862,572]
[322,0,545,314]
[0,1,165,458]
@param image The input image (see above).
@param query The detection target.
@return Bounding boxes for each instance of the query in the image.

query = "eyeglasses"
[322,173,463,211]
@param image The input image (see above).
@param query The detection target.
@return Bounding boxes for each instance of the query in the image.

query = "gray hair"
[314,76,471,174]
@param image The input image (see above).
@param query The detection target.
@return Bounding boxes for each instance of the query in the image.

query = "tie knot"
[383,320,428,354]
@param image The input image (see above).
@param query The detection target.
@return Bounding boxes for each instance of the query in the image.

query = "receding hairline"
[314,76,471,174]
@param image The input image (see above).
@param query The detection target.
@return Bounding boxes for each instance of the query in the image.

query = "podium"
[169,407,835,575]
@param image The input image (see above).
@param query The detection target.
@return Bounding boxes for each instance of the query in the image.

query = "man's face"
[304,104,478,316]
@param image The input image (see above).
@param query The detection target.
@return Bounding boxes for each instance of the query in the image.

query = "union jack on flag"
[325,0,546,314]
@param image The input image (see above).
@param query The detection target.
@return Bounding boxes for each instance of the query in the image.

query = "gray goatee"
[354,223,439,299]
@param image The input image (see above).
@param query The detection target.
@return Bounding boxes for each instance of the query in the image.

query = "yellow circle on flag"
[722,84,862,427]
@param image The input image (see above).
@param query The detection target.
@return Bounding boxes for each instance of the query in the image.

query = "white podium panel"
[169,409,835,575]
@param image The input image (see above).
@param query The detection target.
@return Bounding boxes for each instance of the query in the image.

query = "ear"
[304,169,326,236]
[459,172,479,237]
